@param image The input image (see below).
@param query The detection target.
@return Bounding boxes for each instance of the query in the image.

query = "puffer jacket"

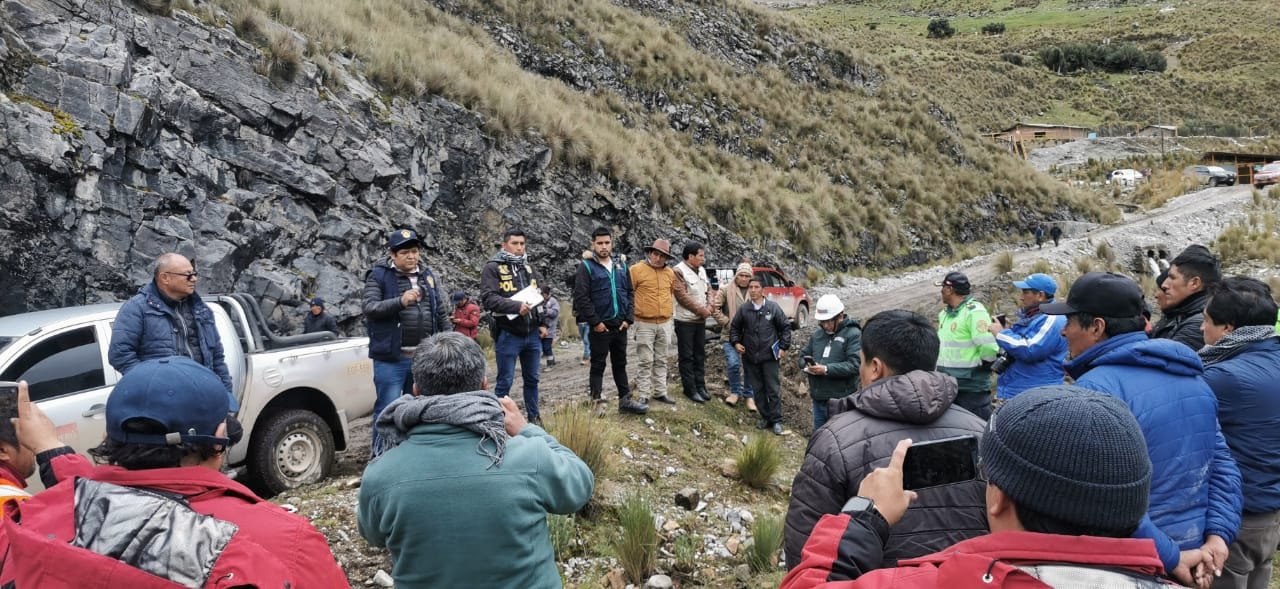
[572,257,633,328]
[1150,290,1208,350]
[729,299,791,364]
[798,319,862,402]
[0,450,349,588]
[781,512,1168,589]
[1067,331,1243,571]
[993,307,1067,399]
[1202,337,1280,514]
[784,370,988,570]
[363,259,452,361]
[108,283,235,408]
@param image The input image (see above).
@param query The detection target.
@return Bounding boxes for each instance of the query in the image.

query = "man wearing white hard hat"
[797,294,862,431]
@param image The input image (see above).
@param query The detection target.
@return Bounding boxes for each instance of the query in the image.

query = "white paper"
[504,284,544,320]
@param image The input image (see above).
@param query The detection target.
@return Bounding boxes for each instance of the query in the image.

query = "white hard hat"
[813,294,845,321]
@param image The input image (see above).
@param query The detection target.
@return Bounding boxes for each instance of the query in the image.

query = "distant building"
[1137,125,1178,138]
[984,122,1093,158]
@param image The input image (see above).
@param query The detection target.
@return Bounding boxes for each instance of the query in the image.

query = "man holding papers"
[730,277,792,435]
[481,228,547,423]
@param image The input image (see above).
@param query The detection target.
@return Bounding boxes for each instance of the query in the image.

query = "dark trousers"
[589,327,631,401]
[955,390,992,421]
[743,360,782,425]
[674,320,706,396]
[495,330,542,419]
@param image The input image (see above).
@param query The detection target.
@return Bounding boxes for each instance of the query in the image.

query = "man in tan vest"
[672,242,713,403]
[628,239,679,405]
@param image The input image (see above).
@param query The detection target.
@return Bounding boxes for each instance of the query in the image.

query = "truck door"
[0,323,114,464]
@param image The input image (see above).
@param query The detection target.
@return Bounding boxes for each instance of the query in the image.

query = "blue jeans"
[372,357,414,450]
[578,322,591,359]
[722,341,754,398]
[496,330,542,418]
[812,399,830,432]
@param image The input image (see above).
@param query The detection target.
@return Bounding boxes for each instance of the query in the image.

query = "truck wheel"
[793,303,809,329]
[248,409,335,497]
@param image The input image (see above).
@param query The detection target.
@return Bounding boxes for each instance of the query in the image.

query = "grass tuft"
[546,404,614,482]
[735,435,783,489]
[547,514,577,558]
[613,495,658,583]
[993,251,1014,275]
[746,515,784,573]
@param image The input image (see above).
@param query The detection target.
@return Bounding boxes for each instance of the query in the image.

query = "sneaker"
[756,419,770,430]
[745,398,758,413]
[581,358,589,366]
[771,422,784,436]
[724,394,739,407]
[652,394,677,405]
[619,398,649,415]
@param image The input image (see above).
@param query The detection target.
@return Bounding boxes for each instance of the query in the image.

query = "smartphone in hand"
[901,435,979,490]
[995,314,1008,327]
[0,381,19,422]
[803,355,816,367]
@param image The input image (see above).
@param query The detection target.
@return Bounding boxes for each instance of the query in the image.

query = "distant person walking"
[1033,225,1044,250]
[304,297,339,335]
[629,238,679,405]
[573,227,646,415]
[1049,225,1063,247]
[539,285,559,370]
[451,291,481,339]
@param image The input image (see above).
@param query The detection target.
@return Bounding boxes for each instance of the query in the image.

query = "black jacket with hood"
[784,370,988,570]
[1151,290,1209,350]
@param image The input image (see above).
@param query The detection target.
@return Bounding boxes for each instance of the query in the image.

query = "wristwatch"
[841,495,875,515]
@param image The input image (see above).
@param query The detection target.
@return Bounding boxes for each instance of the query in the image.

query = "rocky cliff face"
[0,0,759,327]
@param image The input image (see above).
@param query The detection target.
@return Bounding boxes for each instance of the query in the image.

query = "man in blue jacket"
[571,227,646,415]
[109,253,236,411]
[1198,276,1280,589]
[1041,272,1243,583]
[986,273,1067,403]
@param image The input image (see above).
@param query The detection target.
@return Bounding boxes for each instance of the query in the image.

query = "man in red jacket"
[452,290,482,339]
[2,358,349,588]
[782,385,1206,589]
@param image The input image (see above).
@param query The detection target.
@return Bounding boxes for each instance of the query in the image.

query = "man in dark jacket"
[1152,244,1220,350]
[798,294,861,431]
[1199,277,1280,589]
[784,309,986,571]
[363,229,451,451]
[109,252,236,410]
[730,279,791,435]
[303,297,339,335]
[480,228,545,422]
[781,387,1183,589]
[573,227,646,415]
[1042,271,1242,578]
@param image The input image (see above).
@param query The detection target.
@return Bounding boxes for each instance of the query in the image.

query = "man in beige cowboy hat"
[628,238,679,405]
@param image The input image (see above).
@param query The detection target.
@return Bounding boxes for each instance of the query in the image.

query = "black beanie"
[980,385,1152,533]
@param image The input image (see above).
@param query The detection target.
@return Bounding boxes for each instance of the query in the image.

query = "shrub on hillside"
[994,251,1014,274]
[1000,52,1024,66]
[1030,259,1053,275]
[613,495,658,583]
[736,435,783,488]
[982,22,1006,35]
[1038,42,1166,74]
[927,18,956,39]
[547,404,614,483]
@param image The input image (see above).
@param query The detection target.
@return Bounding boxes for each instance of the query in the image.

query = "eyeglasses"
[163,271,200,282]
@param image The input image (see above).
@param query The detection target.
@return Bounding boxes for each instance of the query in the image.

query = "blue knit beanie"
[980,385,1152,532]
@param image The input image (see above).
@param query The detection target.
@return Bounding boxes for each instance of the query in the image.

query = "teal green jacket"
[798,319,863,402]
[357,422,594,588]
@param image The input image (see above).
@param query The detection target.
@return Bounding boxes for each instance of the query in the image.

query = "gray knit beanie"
[980,385,1152,533]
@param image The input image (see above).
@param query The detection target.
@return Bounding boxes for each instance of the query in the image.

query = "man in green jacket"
[357,332,594,588]
[799,294,862,431]
[935,272,999,419]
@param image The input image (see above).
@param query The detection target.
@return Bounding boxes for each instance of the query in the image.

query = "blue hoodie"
[1066,332,1242,571]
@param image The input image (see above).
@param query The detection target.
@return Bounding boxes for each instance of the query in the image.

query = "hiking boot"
[652,394,677,405]
[756,418,770,430]
[771,422,784,436]
[696,388,711,403]
[619,398,649,415]
[745,398,758,413]
[724,393,740,407]
[684,390,707,404]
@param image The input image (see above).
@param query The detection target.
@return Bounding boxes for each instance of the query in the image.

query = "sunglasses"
[163,271,200,282]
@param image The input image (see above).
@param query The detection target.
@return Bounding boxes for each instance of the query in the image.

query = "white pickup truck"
[0,293,375,496]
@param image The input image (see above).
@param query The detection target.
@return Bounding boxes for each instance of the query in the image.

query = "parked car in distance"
[1108,169,1144,186]
[1183,164,1235,187]
[1255,162,1280,189]
[0,294,375,496]
[707,266,811,333]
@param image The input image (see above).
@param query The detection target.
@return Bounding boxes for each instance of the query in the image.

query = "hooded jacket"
[993,307,1067,400]
[1150,290,1209,350]
[798,319,862,402]
[784,370,988,570]
[1202,336,1280,514]
[1067,332,1243,570]
[0,451,348,588]
[781,512,1168,589]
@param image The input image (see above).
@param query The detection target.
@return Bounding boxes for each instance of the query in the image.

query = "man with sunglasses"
[109,252,237,411]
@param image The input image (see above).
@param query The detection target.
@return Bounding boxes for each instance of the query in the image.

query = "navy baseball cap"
[1040,272,1144,318]
[451,290,467,303]
[106,357,231,446]
[387,228,423,251]
[934,271,971,294]
[1013,273,1058,297]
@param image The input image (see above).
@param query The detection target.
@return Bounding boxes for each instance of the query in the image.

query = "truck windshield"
[0,336,12,354]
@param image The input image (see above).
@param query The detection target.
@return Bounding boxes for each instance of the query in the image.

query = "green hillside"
[800,0,1279,135]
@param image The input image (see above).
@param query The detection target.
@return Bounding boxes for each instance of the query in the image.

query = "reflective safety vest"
[937,297,999,394]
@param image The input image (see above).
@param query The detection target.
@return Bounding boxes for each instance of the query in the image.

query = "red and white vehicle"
[711,266,811,328]
[1254,162,1280,189]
